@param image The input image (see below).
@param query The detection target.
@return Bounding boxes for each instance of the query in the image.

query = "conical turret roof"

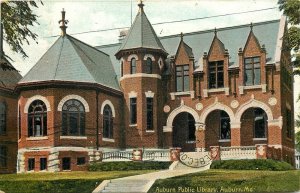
[116,2,167,55]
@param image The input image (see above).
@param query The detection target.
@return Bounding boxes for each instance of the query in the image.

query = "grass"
[148,169,300,193]
[0,170,154,193]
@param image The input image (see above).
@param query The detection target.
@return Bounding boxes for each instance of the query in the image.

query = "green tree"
[278,0,300,74]
[1,1,43,59]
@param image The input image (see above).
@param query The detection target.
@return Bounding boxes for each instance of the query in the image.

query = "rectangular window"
[244,57,260,86]
[0,103,6,135]
[0,146,7,167]
[77,157,85,165]
[40,158,47,171]
[146,98,153,130]
[208,61,224,89]
[176,65,190,92]
[130,98,137,124]
[286,109,292,138]
[28,158,35,171]
[62,157,71,170]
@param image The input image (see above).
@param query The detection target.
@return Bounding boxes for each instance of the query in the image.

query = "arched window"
[103,105,113,139]
[146,57,152,74]
[0,102,6,135]
[254,108,267,138]
[28,100,47,137]
[131,58,136,74]
[62,99,85,136]
[220,111,230,139]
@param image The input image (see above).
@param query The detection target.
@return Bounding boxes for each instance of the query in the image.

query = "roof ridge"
[53,37,65,80]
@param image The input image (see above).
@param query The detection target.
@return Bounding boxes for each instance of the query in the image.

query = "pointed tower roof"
[20,9,120,91]
[116,1,167,57]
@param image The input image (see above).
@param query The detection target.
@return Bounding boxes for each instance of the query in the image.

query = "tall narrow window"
[28,158,35,171]
[176,65,189,92]
[244,57,260,86]
[146,57,152,74]
[209,61,224,89]
[62,99,85,136]
[220,111,230,139]
[40,158,47,171]
[0,102,6,135]
[103,105,113,138]
[286,108,292,138]
[28,100,47,137]
[187,114,195,141]
[131,58,136,74]
[146,98,153,130]
[130,98,137,124]
[254,108,267,138]
[0,145,7,168]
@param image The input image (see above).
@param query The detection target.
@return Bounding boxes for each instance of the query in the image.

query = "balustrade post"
[256,144,268,159]
[210,146,220,160]
[170,148,181,161]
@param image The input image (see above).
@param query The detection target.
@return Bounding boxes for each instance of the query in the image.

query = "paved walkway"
[92,161,211,193]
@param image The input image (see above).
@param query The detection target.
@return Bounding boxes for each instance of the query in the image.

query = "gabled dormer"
[239,23,267,93]
[172,33,194,95]
[202,29,230,97]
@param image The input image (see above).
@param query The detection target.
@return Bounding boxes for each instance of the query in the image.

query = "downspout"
[96,90,99,150]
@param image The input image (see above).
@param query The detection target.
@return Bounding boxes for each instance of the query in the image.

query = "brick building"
[1,2,295,173]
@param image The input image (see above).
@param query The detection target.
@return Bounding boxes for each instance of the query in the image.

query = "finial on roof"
[214,27,217,35]
[180,32,184,41]
[138,0,144,12]
[59,8,69,36]
[250,22,253,31]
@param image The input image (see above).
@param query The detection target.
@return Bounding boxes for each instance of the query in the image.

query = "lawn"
[0,170,154,193]
[149,169,300,193]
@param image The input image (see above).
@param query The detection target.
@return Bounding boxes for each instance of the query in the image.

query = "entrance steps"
[93,179,154,193]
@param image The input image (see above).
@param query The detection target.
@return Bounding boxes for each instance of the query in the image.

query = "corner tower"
[115,1,168,148]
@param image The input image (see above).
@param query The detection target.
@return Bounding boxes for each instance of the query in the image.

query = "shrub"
[88,161,171,171]
[210,159,294,171]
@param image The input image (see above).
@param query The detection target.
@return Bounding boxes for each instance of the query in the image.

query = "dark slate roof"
[97,19,281,79]
[20,35,120,91]
[0,57,22,90]
[117,4,166,54]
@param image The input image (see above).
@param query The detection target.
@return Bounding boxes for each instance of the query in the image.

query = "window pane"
[253,57,260,63]
[217,72,224,88]
[40,158,47,170]
[184,76,190,91]
[131,58,136,74]
[130,98,137,124]
[254,68,261,85]
[176,76,183,92]
[0,103,6,134]
[69,113,78,135]
[62,157,71,170]
[80,113,85,135]
[146,58,152,74]
[28,158,35,171]
[77,157,85,165]
[146,98,153,130]
[0,146,7,167]
[62,112,67,135]
[244,69,253,86]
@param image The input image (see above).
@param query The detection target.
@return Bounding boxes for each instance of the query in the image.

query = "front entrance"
[172,112,196,152]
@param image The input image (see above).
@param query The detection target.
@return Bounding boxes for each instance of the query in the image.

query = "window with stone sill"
[244,57,261,86]
[131,58,136,74]
[103,104,113,139]
[0,145,7,168]
[209,61,224,89]
[62,99,85,136]
[130,98,137,124]
[0,102,6,135]
[146,98,153,130]
[28,100,47,137]
[176,65,189,92]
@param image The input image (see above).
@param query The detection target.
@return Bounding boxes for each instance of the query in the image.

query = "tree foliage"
[1,1,43,59]
[278,0,300,74]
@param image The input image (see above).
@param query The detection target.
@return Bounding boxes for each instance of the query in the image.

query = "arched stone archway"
[199,101,235,129]
[165,104,200,132]
[235,98,273,122]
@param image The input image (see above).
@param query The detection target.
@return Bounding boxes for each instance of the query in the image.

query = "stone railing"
[102,151,132,162]
[143,149,170,161]
[220,146,256,160]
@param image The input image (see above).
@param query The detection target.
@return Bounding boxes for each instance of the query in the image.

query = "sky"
[2,0,300,116]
